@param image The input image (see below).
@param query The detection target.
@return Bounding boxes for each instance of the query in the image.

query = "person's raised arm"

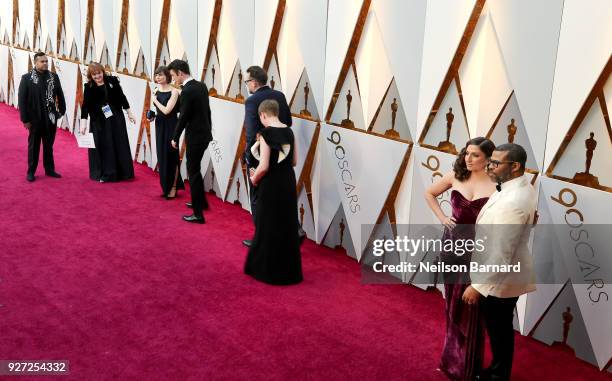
[152,88,179,115]
[424,171,455,228]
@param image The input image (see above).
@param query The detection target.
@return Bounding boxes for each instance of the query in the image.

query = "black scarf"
[30,68,57,123]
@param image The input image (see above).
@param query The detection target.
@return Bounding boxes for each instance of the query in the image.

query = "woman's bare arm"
[424,171,455,226]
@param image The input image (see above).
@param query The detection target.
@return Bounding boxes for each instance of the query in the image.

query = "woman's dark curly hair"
[453,137,495,181]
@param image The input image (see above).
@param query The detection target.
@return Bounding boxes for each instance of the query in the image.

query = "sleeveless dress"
[244,127,303,285]
[439,190,489,381]
[154,91,184,195]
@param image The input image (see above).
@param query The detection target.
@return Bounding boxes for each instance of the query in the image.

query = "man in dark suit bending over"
[169,59,212,224]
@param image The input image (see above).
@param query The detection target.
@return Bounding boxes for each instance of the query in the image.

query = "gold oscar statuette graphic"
[235,70,245,101]
[341,90,354,128]
[384,97,400,138]
[300,81,312,117]
[563,307,573,345]
[270,75,276,90]
[552,307,575,354]
[210,169,216,195]
[104,46,111,70]
[572,132,600,188]
[299,203,305,226]
[437,107,458,154]
[507,118,518,143]
[339,218,346,247]
[208,64,218,96]
[235,177,241,205]
[122,51,128,73]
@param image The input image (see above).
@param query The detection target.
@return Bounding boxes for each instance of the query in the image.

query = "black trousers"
[186,142,209,217]
[481,295,519,381]
[27,121,56,175]
[247,163,258,223]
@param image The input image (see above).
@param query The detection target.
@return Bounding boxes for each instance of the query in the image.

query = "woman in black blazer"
[80,62,136,182]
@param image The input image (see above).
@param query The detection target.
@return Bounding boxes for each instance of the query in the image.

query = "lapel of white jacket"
[476,191,501,224]
[476,175,528,224]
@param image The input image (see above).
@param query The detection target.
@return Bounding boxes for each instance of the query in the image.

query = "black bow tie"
[496,182,502,192]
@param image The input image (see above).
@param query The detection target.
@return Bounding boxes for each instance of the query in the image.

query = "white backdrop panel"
[417,0,477,134]
[216,0,254,92]
[323,0,363,114]
[371,0,426,137]
[545,0,612,170]
[209,97,245,200]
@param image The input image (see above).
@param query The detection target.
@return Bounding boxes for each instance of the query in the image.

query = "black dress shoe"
[242,239,252,247]
[45,171,62,178]
[183,214,205,224]
[26,173,35,182]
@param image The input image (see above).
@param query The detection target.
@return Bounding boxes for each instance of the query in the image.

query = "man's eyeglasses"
[487,160,516,169]
[244,79,254,85]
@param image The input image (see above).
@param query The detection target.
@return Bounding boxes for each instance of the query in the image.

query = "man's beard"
[491,169,511,184]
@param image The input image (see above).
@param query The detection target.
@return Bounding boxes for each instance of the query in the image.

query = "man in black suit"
[242,66,305,246]
[18,52,66,182]
[169,59,212,224]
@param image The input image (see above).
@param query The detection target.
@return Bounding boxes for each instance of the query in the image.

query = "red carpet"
[0,103,609,380]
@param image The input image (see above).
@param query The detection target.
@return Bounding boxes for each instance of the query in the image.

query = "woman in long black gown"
[244,99,303,285]
[149,66,184,199]
[80,62,135,182]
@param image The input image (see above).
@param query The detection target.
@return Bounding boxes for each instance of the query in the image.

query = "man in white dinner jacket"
[462,143,537,381]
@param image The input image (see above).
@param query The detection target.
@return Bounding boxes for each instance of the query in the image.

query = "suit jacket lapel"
[477,191,502,224]
[476,176,529,223]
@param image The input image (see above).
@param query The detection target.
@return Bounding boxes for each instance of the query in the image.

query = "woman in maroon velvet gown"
[424,137,496,381]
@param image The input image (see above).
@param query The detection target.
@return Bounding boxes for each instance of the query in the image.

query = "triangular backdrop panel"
[209,97,245,200]
[319,123,408,259]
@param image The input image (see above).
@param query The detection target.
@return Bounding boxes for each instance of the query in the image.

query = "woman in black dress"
[244,99,303,285]
[80,62,135,182]
[149,66,184,199]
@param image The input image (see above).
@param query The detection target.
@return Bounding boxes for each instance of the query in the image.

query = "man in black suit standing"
[242,66,304,247]
[18,52,66,182]
[169,59,212,224]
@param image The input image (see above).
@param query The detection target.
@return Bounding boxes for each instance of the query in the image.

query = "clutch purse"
[251,140,291,163]
[146,110,156,121]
